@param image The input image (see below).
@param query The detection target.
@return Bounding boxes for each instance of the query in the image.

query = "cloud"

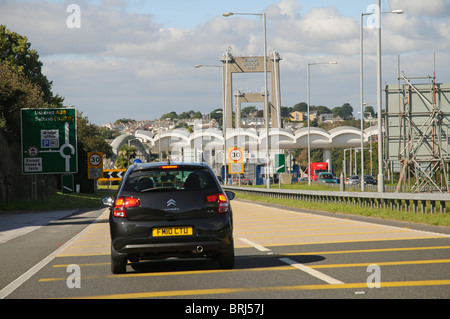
[0,0,162,56]
[1,0,449,124]
[267,0,302,19]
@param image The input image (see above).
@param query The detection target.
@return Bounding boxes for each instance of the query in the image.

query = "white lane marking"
[0,209,108,299]
[238,237,343,284]
[238,237,272,252]
[279,257,344,285]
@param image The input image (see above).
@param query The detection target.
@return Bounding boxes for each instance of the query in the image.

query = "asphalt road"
[1,199,449,302]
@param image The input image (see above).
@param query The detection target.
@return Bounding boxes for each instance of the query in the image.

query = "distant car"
[269,176,279,184]
[347,175,360,185]
[101,162,235,274]
[317,172,337,183]
[363,175,377,185]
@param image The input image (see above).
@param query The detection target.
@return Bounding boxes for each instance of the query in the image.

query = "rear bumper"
[111,229,233,259]
[109,212,233,258]
[117,240,225,255]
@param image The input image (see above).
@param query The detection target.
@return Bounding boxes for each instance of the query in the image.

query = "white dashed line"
[238,237,272,252]
[239,237,344,284]
[279,257,344,285]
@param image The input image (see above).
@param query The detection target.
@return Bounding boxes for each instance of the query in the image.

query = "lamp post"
[307,61,337,185]
[223,11,270,188]
[361,5,403,192]
[376,0,383,192]
[195,63,223,178]
[222,48,231,185]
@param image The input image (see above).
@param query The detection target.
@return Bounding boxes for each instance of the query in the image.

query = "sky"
[1,0,450,125]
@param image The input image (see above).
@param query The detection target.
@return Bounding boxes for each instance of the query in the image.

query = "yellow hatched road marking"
[54,244,450,257]
[236,221,359,230]
[67,280,450,299]
[256,236,448,247]
[310,259,450,269]
[41,258,450,282]
[286,245,450,255]
[246,229,412,240]
[237,225,381,235]
[67,244,109,248]
[39,266,291,282]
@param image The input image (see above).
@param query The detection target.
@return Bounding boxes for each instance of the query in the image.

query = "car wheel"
[217,243,235,269]
[111,245,127,274]
[111,256,127,274]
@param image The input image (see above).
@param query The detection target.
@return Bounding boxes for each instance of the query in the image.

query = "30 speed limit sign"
[89,153,102,166]
[88,152,103,179]
[228,147,244,163]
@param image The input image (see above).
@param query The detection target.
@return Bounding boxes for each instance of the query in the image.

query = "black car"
[363,175,377,185]
[101,162,235,274]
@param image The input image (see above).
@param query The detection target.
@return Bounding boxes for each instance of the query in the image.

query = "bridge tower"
[221,48,282,129]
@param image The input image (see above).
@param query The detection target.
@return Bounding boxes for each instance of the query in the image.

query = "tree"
[178,110,202,120]
[254,110,263,117]
[193,111,202,119]
[0,26,64,200]
[364,105,375,118]
[98,126,119,140]
[241,105,257,117]
[160,111,178,120]
[292,102,308,112]
[73,112,113,193]
[0,61,48,141]
[114,118,135,125]
[77,111,113,158]
[178,111,190,120]
[115,144,137,169]
[315,105,332,115]
[210,108,223,126]
[332,103,354,120]
[0,25,63,106]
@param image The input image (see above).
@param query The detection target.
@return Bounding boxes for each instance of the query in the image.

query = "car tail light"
[206,193,229,213]
[113,197,140,218]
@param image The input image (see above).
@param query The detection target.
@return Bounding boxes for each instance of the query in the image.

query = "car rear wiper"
[140,187,176,193]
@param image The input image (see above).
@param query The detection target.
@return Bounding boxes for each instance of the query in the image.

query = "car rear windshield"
[122,166,220,194]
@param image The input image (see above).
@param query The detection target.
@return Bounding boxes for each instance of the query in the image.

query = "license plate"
[152,226,193,237]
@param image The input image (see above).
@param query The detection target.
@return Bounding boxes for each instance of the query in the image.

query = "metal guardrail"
[224,186,450,214]
[306,182,449,193]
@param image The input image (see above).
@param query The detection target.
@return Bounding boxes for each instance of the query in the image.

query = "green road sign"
[21,108,78,174]
[275,154,285,173]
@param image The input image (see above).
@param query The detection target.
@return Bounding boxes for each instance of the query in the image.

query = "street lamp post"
[361,5,403,192]
[376,0,383,193]
[195,63,224,179]
[360,12,369,192]
[223,48,231,186]
[307,61,337,185]
[223,11,270,188]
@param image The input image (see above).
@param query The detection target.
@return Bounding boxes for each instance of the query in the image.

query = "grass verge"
[234,191,450,227]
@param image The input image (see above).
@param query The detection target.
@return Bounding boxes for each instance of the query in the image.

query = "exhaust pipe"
[196,246,204,253]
